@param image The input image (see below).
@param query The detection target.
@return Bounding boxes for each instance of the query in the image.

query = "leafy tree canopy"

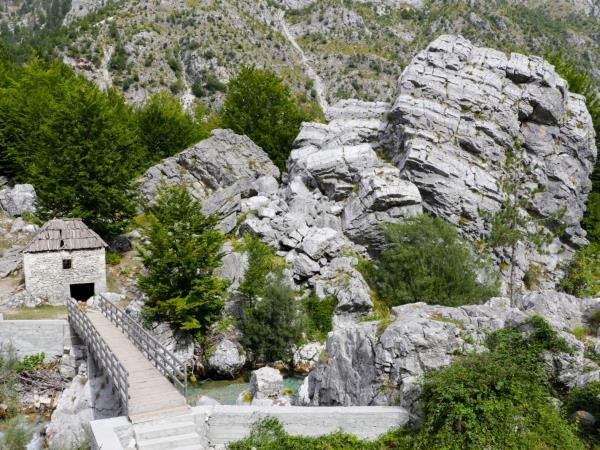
[221,66,308,171]
[138,184,227,336]
[137,91,208,163]
[0,57,142,236]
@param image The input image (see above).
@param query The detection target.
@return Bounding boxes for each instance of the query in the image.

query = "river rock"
[249,367,283,399]
[292,342,324,374]
[206,339,246,378]
[196,395,221,406]
[148,322,195,368]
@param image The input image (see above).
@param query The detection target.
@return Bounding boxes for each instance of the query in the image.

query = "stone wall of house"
[23,248,107,304]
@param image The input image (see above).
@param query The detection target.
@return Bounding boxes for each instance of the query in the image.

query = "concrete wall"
[90,405,410,449]
[199,405,410,443]
[24,248,106,304]
[0,319,73,360]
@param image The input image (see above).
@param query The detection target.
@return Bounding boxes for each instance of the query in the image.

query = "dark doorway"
[70,283,95,301]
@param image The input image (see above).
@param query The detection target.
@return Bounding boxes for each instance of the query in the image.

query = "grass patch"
[430,311,465,329]
[4,305,67,320]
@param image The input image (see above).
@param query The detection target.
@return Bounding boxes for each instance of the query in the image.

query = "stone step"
[137,432,202,450]
[135,420,197,441]
[129,405,192,424]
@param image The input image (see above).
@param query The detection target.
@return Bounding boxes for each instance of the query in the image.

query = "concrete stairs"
[134,415,204,450]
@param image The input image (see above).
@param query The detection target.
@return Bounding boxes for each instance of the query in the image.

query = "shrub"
[373,215,498,307]
[563,381,600,444]
[138,184,227,336]
[237,235,280,300]
[106,251,121,266]
[15,352,45,372]
[561,243,600,298]
[303,294,336,341]
[240,274,303,363]
[221,66,308,171]
[0,416,34,449]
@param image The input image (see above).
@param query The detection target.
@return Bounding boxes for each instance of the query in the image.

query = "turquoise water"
[186,376,304,405]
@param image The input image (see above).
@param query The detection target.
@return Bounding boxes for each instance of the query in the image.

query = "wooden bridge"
[67,295,191,423]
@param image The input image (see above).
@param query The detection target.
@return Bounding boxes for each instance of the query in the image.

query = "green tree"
[0,59,142,236]
[560,243,600,298]
[137,91,208,162]
[138,184,227,335]
[221,66,307,171]
[373,215,497,307]
[240,273,303,363]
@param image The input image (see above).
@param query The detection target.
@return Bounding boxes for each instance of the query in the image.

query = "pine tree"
[138,184,227,336]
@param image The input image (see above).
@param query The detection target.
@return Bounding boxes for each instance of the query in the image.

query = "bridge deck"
[86,310,190,423]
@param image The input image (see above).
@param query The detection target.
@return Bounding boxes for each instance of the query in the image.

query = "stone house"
[23,218,107,304]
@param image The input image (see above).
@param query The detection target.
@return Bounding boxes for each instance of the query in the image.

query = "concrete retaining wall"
[0,319,73,360]
[198,405,409,443]
[91,405,410,449]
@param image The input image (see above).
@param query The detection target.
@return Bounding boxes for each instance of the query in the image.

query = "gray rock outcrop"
[0,184,37,217]
[381,34,597,292]
[206,338,246,378]
[302,292,600,410]
[138,128,279,208]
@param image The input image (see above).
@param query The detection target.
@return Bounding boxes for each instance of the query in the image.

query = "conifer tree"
[138,184,227,336]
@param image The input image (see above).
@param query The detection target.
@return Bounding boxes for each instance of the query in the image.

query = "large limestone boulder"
[138,129,280,204]
[249,367,284,399]
[382,35,597,291]
[0,184,37,217]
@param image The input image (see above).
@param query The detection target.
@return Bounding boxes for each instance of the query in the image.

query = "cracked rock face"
[381,34,597,292]
[138,129,280,206]
[303,293,600,410]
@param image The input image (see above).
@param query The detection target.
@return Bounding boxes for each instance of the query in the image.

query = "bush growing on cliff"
[240,273,303,363]
[372,215,498,307]
[139,184,227,336]
[237,235,302,362]
[221,66,308,171]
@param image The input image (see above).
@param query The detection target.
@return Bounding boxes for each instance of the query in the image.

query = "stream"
[186,376,305,405]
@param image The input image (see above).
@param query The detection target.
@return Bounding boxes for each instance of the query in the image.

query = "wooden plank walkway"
[86,310,190,423]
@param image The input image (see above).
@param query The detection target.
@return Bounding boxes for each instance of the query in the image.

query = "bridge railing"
[96,294,188,395]
[67,298,129,412]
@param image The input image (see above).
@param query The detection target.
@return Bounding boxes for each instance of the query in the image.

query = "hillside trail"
[277,10,329,116]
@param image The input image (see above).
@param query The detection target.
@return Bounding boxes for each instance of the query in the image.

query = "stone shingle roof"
[23,218,107,253]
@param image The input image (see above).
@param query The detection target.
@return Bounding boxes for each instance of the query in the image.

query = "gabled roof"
[23,218,107,253]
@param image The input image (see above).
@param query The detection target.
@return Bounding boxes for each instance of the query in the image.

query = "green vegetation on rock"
[139,184,227,336]
[137,91,209,163]
[369,215,497,307]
